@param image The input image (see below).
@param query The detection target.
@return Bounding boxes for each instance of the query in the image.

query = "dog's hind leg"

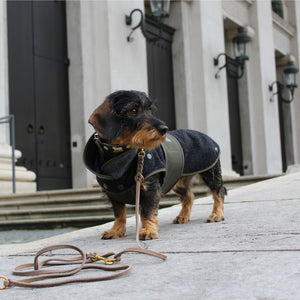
[102,201,126,239]
[173,175,195,224]
[200,159,226,223]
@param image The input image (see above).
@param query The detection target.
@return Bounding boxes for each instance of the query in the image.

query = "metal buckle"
[0,276,8,290]
[138,149,145,157]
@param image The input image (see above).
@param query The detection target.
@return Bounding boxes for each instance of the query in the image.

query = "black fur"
[109,90,164,134]
[87,90,226,240]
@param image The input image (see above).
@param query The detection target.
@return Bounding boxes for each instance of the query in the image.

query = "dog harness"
[83,129,220,204]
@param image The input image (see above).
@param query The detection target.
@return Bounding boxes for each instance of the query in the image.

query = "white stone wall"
[0,143,36,194]
[66,0,148,187]
[169,0,286,175]
[0,1,36,194]
[167,0,232,171]
[248,0,282,174]
[67,0,296,186]
[0,0,9,143]
[290,0,300,164]
[3,0,300,191]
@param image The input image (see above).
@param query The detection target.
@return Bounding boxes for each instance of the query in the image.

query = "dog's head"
[88,90,168,150]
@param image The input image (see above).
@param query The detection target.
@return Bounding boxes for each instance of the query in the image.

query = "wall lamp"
[125,0,170,42]
[269,61,299,103]
[214,27,251,79]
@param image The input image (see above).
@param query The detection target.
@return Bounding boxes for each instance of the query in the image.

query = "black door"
[146,17,176,130]
[278,95,294,172]
[7,0,72,190]
[226,57,244,175]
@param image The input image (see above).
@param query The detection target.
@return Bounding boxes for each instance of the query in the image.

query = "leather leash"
[1,149,166,289]
[116,149,167,260]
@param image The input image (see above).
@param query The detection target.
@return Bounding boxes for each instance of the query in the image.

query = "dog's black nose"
[157,124,168,135]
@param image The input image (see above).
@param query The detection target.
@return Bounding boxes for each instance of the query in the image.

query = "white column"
[67,0,148,188]
[169,0,232,171]
[247,0,282,174]
[0,0,9,143]
[290,0,300,165]
[0,143,36,194]
[0,1,37,194]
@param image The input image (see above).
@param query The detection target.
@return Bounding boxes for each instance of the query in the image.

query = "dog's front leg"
[139,177,160,240]
[139,212,159,240]
[102,201,126,239]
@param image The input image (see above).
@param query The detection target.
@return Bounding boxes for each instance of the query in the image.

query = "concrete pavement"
[0,228,77,244]
[0,171,300,299]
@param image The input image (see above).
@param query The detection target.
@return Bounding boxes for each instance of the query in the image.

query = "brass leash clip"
[90,252,116,265]
[138,149,145,157]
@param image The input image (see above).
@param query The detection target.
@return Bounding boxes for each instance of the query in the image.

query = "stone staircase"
[0,174,279,229]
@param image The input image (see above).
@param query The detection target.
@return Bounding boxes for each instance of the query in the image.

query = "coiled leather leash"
[1,244,132,289]
[1,149,166,289]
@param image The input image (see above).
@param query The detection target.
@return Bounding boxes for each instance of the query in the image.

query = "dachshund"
[84,90,226,240]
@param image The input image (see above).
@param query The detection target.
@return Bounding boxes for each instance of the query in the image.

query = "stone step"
[0,188,101,202]
[0,204,113,220]
[0,199,180,229]
[0,185,207,209]
[0,215,114,228]
[0,193,107,209]
[0,174,279,229]
[0,201,176,219]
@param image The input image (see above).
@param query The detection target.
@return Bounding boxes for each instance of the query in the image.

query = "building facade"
[1,0,300,193]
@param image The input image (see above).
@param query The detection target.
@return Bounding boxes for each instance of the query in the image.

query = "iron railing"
[0,115,16,193]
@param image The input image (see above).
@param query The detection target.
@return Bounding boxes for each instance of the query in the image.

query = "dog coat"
[84,129,220,204]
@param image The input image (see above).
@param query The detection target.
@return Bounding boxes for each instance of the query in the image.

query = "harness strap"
[161,133,184,194]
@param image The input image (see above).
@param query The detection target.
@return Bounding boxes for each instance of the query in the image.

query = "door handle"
[27,124,34,134]
[39,125,45,135]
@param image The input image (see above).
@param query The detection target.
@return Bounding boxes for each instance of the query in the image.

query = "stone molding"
[0,143,36,194]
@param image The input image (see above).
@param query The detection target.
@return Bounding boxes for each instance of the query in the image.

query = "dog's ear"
[88,99,122,140]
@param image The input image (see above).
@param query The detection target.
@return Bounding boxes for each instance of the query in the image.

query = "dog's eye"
[129,108,138,114]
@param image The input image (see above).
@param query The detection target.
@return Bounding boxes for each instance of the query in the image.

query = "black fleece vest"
[83,129,220,204]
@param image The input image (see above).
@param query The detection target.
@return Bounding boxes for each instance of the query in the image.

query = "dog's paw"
[173,215,190,224]
[206,213,224,223]
[139,228,158,240]
[101,229,125,239]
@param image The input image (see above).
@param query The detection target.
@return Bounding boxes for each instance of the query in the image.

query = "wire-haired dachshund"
[84,90,226,240]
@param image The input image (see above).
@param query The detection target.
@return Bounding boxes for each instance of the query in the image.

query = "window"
[272,0,284,18]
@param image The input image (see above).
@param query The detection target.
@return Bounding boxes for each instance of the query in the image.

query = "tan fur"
[112,125,166,150]
[139,213,159,240]
[102,204,127,239]
[173,176,195,224]
[88,99,112,138]
[206,191,224,222]
[111,128,134,145]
